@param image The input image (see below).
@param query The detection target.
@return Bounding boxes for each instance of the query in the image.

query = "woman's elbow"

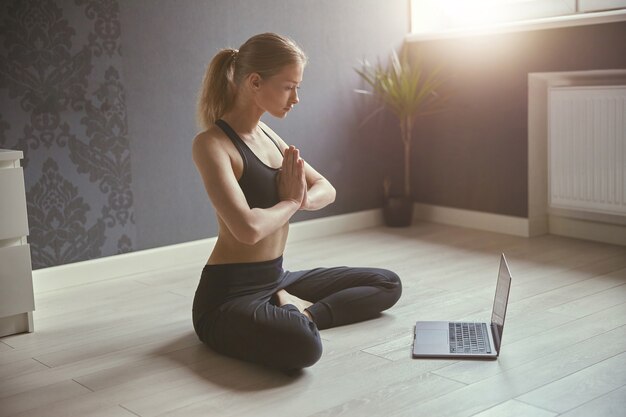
[231,219,263,246]
[328,184,337,203]
[233,227,262,245]
[323,181,336,205]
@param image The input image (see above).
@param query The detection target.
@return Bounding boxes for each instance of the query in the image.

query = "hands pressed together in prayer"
[277,145,309,210]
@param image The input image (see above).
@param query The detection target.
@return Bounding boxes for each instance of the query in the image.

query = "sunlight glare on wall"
[410,0,578,34]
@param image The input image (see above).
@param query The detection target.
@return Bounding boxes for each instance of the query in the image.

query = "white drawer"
[0,244,35,317]
[0,167,29,240]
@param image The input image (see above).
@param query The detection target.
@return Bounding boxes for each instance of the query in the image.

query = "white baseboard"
[32,237,217,294]
[413,203,530,237]
[32,209,383,294]
[549,215,626,247]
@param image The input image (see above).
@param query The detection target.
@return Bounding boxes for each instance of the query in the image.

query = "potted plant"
[355,47,449,227]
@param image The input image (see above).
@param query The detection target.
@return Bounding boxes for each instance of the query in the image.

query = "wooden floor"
[1,222,625,417]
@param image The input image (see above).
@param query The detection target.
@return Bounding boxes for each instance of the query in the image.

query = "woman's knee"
[374,268,402,306]
[295,331,323,368]
[374,268,402,290]
[275,322,323,370]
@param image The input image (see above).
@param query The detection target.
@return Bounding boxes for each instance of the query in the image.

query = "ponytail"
[197,48,237,129]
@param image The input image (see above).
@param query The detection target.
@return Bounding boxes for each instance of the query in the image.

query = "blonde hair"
[197,33,307,129]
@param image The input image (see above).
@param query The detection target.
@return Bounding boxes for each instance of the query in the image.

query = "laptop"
[412,253,512,359]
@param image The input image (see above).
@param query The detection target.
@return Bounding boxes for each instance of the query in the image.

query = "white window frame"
[408,0,626,41]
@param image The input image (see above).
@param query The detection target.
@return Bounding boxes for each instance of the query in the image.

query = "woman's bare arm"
[299,160,336,211]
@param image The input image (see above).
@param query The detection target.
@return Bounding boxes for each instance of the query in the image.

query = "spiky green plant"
[355,48,449,198]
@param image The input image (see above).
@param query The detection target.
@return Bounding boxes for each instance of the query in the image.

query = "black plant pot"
[383,196,414,227]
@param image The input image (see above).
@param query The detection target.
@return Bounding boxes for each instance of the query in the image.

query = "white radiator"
[548,85,626,216]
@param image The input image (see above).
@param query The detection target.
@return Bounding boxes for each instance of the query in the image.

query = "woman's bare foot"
[275,289,314,321]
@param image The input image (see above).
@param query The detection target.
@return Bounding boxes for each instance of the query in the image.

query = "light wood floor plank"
[159,352,424,417]
[0,329,198,399]
[31,317,191,368]
[510,253,626,302]
[0,380,91,417]
[0,358,49,381]
[306,372,465,417]
[547,282,626,318]
[517,351,626,413]
[469,399,557,417]
[4,291,188,354]
[558,385,626,417]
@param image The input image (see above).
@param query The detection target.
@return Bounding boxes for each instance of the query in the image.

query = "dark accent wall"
[0,0,408,268]
[0,0,135,269]
[406,21,626,218]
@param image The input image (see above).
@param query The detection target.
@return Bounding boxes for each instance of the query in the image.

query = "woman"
[192,33,402,371]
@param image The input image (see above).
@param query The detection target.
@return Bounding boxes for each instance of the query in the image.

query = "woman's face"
[255,63,303,118]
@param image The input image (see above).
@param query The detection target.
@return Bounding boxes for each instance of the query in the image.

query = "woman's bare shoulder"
[192,125,233,169]
[193,125,222,147]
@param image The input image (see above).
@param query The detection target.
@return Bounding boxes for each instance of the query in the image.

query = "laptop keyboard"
[449,322,491,354]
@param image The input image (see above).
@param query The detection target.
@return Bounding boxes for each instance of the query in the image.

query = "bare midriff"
[207,216,289,265]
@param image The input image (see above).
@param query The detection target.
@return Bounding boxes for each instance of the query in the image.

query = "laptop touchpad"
[416,330,448,345]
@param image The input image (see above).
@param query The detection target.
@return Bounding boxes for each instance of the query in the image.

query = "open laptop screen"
[491,254,512,343]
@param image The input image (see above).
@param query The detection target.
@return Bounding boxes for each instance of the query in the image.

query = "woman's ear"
[247,73,262,91]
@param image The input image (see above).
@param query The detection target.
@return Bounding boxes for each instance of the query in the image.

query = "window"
[410,0,626,35]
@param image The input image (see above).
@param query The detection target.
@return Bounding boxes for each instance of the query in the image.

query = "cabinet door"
[0,245,35,317]
[0,167,29,240]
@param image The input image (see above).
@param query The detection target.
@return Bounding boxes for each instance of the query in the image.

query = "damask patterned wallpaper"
[0,0,136,269]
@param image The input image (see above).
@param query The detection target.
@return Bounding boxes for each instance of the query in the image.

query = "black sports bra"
[215,119,284,209]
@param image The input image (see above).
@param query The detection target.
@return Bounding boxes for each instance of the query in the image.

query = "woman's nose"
[291,89,299,105]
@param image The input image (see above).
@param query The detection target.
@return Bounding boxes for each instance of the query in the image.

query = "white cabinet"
[0,149,34,337]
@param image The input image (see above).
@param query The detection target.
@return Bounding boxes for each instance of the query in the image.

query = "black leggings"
[192,256,402,371]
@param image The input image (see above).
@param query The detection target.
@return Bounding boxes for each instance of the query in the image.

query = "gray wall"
[120,0,408,251]
[0,0,408,268]
[406,21,626,218]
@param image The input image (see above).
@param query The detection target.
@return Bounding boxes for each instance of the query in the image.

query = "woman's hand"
[277,146,306,206]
